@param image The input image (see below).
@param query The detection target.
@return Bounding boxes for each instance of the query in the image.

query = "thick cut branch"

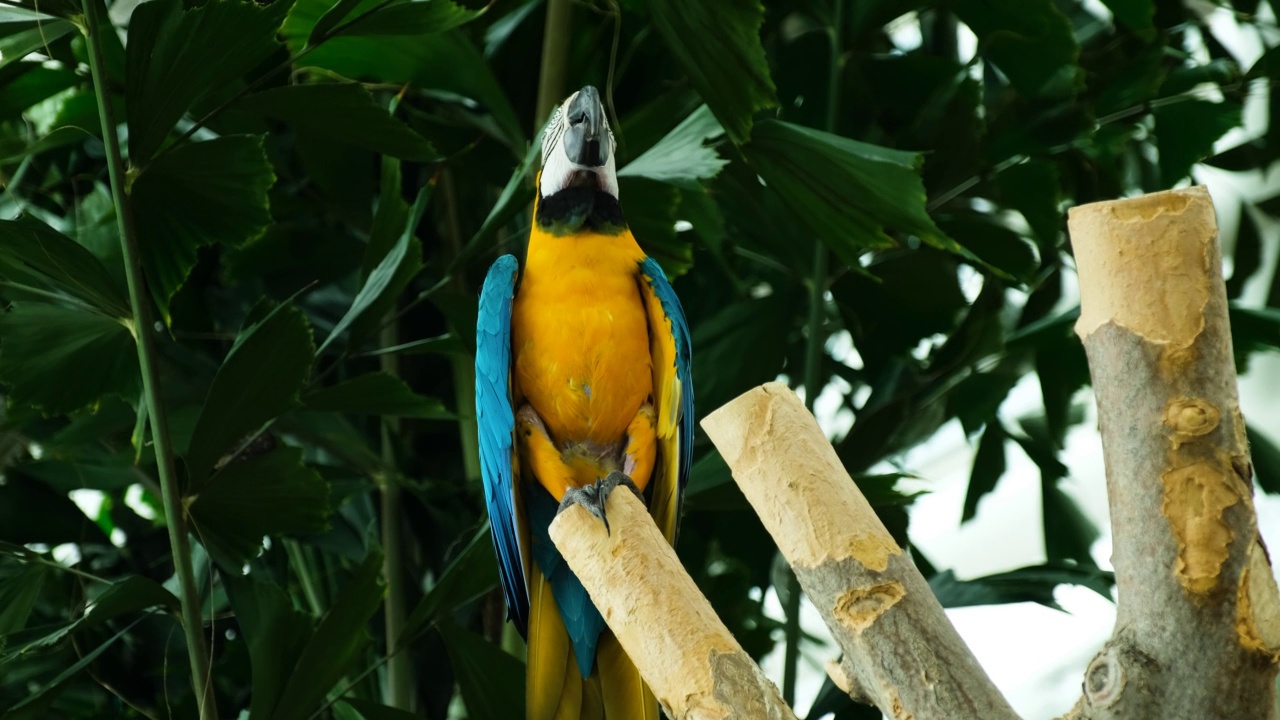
[702,383,1019,720]
[1067,186,1280,719]
[549,489,796,720]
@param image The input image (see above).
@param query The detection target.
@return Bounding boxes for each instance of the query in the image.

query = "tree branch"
[702,382,1019,720]
[549,489,797,719]
[1066,186,1280,718]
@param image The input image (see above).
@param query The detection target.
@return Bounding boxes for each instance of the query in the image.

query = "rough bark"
[1065,186,1280,719]
[549,488,796,720]
[701,382,1020,720]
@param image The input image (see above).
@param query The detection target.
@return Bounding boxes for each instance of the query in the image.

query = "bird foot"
[557,470,642,535]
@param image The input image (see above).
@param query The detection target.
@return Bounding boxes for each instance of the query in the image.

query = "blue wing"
[475,254,529,634]
[637,256,694,542]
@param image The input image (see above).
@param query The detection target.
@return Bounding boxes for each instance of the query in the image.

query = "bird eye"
[569,111,587,126]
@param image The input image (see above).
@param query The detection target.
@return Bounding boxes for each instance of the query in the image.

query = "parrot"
[474,85,694,719]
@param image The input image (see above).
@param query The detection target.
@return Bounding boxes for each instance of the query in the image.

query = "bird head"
[539,85,618,200]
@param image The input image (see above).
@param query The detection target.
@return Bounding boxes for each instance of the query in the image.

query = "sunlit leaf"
[0,21,75,70]
[618,105,727,189]
[131,135,275,319]
[646,0,776,144]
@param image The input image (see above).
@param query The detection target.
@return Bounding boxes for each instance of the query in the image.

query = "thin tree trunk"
[550,489,797,720]
[1064,186,1280,718]
[702,382,1020,720]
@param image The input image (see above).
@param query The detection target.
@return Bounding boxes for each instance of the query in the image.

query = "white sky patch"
[125,484,158,520]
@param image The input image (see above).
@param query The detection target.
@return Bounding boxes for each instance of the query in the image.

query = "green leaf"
[619,177,690,276]
[354,333,465,358]
[319,182,429,354]
[937,214,1038,283]
[453,133,540,271]
[223,571,313,720]
[1102,0,1154,31]
[745,120,967,268]
[271,551,384,720]
[339,698,423,720]
[125,0,292,162]
[304,372,451,418]
[0,67,78,122]
[5,616,145,716]
[1154,99,1242,187]
[618,105,727,189]
[1248,427,1280,494]
[646,0,776,144]
[131,135,275,319]
[440,620,526,720]
[350,157,422,347]
[327,0,486,37]
[0,21,75,70]
[930,562,1113,610]
[188,446,331,568]
[1227,206,1263,300]
[0,303,138,415]
[235,83,436,161]
[962,422,1006,523]
[185,303,315,491]
[400,523,498,644]
[0,564,47,636]
[953,0,1081,98]
[281,0,523,151]
[0,215,129,316]
[996,160,1062,248]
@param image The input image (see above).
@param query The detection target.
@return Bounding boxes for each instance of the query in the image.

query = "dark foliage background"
[2,0,1280,718]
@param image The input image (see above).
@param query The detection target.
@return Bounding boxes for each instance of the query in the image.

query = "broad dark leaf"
[0,215,129,316]
[930,562,1114,610]
[440,621,526,720]
[339,698,423,720]
[1227,206,1263,300]
[185,303,315,491]
[1248,426,1280,494]
[271,551,384,720]
[188,446,331,569]
[304,372,450,418]
[0,303,138,415]
[125,0,291,162]
[131,135,275,319]
[745,120,968,268]
[0,21,75,70]
[326,0,485,37]
[0,564,47,636]
[963,422,1006,522]
[1102,0,1154,31]
[954,0,1081,98]
[236,83,436,160]
[223,571,313,720]
[400,523,498,644]
[646,0,775,144]
[1154,99,1242,187]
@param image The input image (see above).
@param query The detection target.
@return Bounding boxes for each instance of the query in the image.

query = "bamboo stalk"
[80,2,218,717]
[702,383,1019,719]
[549,489,797,719]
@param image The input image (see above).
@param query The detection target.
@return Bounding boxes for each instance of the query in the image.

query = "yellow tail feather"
[527,569,582,720]
[597,632,660,720]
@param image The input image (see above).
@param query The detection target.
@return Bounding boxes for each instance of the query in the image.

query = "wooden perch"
[1064,186,1280,718]
[549,487,797,720]
[702,382,1019,720]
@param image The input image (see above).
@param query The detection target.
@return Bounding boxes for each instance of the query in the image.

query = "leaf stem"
[380,314,413,709]
[786,0,844,706]
[80,2,218,718]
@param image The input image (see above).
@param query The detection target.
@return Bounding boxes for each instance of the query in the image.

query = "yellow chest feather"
[511,229,653,449]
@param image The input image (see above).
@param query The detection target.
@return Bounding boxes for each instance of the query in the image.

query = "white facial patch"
[539,90,619,199]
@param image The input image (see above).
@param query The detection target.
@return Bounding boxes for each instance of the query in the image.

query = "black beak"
[562,86,609,167]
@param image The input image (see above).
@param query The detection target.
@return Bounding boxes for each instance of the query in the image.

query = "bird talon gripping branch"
[556,471,644,536]
[475,86,694,719]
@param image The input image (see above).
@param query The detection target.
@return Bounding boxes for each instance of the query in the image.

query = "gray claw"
[556,471,643,535]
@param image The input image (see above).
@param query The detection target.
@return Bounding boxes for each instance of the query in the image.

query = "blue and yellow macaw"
[474,85,694,719]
